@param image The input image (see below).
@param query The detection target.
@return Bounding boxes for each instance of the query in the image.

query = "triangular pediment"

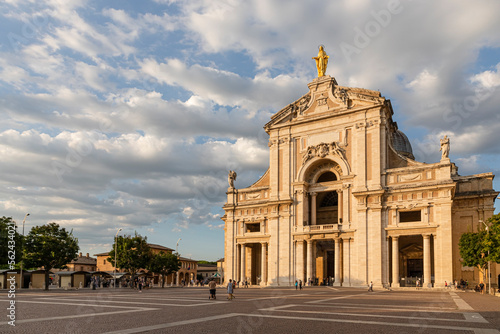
[264,92,311,130]
[400,243,423,258]
[265,76,386,131]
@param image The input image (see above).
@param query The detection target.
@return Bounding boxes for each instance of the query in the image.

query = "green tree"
[0,217,24,269]
[108,232,152,286]
[24,223,79,290]
[147,252,181,288]
[459,213,500,281]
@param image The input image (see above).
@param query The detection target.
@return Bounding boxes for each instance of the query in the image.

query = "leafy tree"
[147,251,181,288]
[0,216,24,269]
[24,223,79,290]
[459,213,500,281]
[108,232,152,286]
[197,260,217,265]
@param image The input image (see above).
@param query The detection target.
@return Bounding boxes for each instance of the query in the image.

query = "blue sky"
[1,0,499,261]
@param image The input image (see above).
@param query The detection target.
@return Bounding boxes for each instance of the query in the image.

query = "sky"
[1,0,499,262]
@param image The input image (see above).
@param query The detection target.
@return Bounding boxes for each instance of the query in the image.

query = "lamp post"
[176,238,181,254]
[114,228,122,289]
[480,220,491,294]
[20,213,30,289]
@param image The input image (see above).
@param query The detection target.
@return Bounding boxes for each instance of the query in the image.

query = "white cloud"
[471,63,500,89]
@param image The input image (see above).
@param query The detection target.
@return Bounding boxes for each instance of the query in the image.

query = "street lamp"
[114,228,122,289]
[480,220,491,295]
[20,213,30,289]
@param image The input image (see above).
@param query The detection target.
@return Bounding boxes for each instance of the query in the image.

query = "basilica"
[222,48,498,288]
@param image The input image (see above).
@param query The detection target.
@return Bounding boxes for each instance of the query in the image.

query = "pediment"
[264,92,311,129]
[400,243,423,258]
[265,77,386,131]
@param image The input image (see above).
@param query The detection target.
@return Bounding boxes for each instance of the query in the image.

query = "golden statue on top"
[312,45,329,77]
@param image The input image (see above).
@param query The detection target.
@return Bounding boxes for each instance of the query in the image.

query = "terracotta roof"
[148,243,174,251]
[70,256,97,265]
[94,243,174,257]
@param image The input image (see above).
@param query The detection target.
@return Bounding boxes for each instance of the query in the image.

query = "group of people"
[294,280,304,290]
[207,279,240,300]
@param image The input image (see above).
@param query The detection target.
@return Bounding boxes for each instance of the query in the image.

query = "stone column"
[296,240,304,283]
[392,236,400,287]
[176,271,180,286]
[235,244,240,282]
[334,238,341,286]
[343,238,351,286]
[310,192,317,225]
[241,244,246,283]
[261,243,267,286]
[306,239,313,285]
[423,234,432,288]
[336,190,343,224]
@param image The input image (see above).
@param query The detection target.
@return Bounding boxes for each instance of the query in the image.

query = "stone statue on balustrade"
[440,135,450,160]
[228,170,237,188]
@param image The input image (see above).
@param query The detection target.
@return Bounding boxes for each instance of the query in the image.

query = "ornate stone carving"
[246,192,261,200]
[301,141,347,166]
[334,88,350,107]
[317,97,328,106]
[291,94,311,117]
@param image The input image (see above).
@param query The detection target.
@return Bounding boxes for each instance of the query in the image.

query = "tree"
[147,252,181,288]
[459,213,500,282]
[0,217,24,269]
[108,232,152,287]
[24,223,79,290]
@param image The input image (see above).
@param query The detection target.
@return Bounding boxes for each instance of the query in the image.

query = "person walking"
[295,280,298,290]
[299,280,303,290]
[480,282,485,294]
[227,279,234,300]
[368,281,373,292]
[208,280,217,300]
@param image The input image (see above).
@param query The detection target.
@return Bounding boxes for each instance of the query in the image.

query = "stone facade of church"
[222,73,498,288]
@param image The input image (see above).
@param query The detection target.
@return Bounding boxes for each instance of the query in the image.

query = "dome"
[392,130,414,160]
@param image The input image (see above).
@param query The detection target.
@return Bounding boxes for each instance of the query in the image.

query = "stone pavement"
[1,286,499,333]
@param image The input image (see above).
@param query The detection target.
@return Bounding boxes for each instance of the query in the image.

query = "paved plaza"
[1,286,500,333]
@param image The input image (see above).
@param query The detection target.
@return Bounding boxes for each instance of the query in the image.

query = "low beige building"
[222,51,498,289]
[95,243,197,286]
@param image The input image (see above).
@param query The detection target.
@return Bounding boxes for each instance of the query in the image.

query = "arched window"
[320,191,338,207]
[317,171,337,183]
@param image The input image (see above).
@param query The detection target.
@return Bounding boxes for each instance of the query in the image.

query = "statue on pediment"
[312,45,329,77]
[440,135,450,160]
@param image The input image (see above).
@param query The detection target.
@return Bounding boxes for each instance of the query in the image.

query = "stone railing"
[294,224,341,233]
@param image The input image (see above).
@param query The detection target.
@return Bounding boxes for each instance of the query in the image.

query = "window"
[400,210,421,223]
[246,223,260,233]
[103,260,106,264]
[317,171,337,183]
[320,191,338,207]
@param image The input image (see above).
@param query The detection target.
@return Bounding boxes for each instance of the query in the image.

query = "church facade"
[222,54,498,288]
